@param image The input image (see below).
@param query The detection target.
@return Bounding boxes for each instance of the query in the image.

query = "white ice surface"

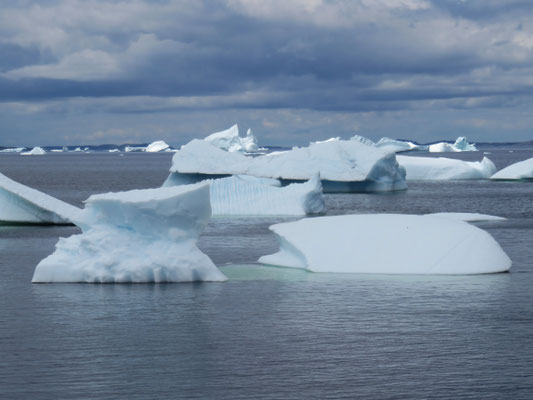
[397,155,496,180]
[424,212,507,222]
[21,147,46,155]
[0,147,25,153]
[490,157,533,180]
[208,174,325,216]
[146,140,170,152]
[259,214,511,274]
[429,137,477,152]
[32,183,227,283]
[0,172,80,224]
[350,135,425,152]
[169,139,407,191]
[203,124,260,153]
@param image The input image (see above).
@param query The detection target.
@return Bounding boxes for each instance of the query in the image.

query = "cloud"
[0,0,533,144]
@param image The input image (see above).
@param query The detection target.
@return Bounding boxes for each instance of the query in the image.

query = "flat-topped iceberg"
[429,137,477,152]
[259,214,511,274]
[146,140,170,152]
[490,157,533,180]
[207,174,325,216]
[0,172,80,224]
[32,183,227,283]
[21,147,46,156]
[397,155,496,180]
[167,139,407,193]
[0,147,25,153]
[204,124,260,153]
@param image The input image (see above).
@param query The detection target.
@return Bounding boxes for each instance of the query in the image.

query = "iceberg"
[108,149,120,153]
[397,155,496,180]
[125,146,145,152]
[429,137,477,152]
[146,140,170,152]
[0,147,25,153]
[490,157,533,180]
[207,174,325,216]
[20,147,46,156]
[32,183,227,283]
[166,139,407,193]
[204,124,260,153]
[0,172,80,224]
[424,212,507,222]
[350,135,425,153]
[259,214,511,274]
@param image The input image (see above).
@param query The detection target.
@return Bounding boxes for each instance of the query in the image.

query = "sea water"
[0,150,532,399]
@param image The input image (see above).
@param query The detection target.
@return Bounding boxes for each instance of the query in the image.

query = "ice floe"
[0,172,80,224]
[32,182,227,283]
[490,157,533,180]
[259,214,511,274]
[21,147,46,156]
[167,138,407,192]
[397,155,496,180]
[203,124,260,153]
[0,147,25,153]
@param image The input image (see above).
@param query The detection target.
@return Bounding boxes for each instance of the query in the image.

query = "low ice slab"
[208,174,325,216]
[398,155,496,180]
[490,157,533,180]
[0,172,80,224]
[32,183,227,283]
[259,214,511,274]
[425,212,507,222]
[168,139,407,192]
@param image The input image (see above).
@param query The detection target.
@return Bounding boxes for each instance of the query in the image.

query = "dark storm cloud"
[1,0,533,145]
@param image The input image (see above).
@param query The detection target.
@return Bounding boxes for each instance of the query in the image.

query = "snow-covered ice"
[490,157,533,180]
[21,147,46,156]
[207,174,325,216]
[425,212,507,222]
[167,138,407,192]
[429,137,477,152]
[397,155,496,180]
[0,172,80,224]
[146,140,170,153]
[125,146,145,152]
[32,182,227,283]
[259,214,511,274]
[204,124,260,153]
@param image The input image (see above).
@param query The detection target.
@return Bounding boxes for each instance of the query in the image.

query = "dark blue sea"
[1,148,532,399]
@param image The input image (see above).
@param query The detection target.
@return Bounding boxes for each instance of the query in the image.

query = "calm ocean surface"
[1,149,533,399]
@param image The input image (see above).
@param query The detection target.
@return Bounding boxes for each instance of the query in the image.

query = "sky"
[1,0,533,147]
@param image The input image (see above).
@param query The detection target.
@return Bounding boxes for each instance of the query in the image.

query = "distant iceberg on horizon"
[21,146,46,156]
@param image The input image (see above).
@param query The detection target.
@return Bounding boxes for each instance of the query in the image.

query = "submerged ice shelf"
[259,214,511,275]
[167,138,407,193]
[32,183,227,283]
[0,172,80,224]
